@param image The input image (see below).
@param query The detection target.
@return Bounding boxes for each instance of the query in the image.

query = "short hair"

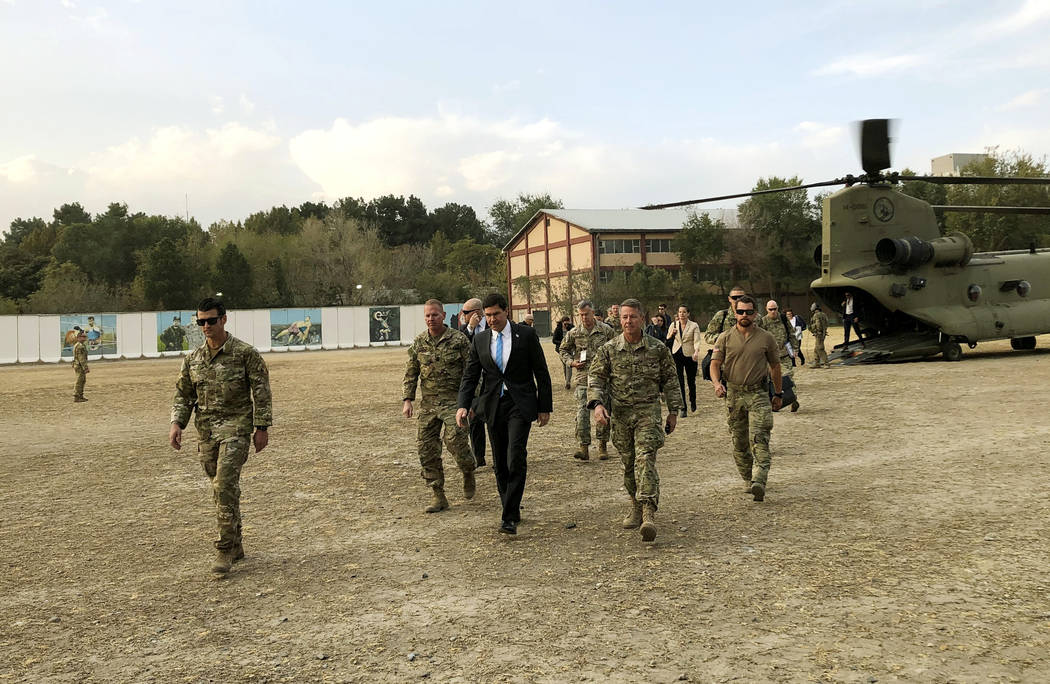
[730,285,746,294]
[677,304,690,313]
[576,299,593,311]
[736,295,756,307]
[620,298,643,312]
[463,297,482,309]
[197,297,226,316]
[423,298,444,311]
[524,313,534,320]
[481,292,508,311]
[658,303,667,308]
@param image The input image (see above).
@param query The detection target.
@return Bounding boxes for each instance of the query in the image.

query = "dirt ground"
[1,336,1049,683]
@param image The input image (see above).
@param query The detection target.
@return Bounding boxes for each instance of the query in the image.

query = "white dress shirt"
[489,323,512,391]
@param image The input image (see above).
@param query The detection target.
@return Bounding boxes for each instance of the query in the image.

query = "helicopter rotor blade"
[859,119,894,177]
[641,178,846,210]
[932,205,1050,215]
[901,175,1050,185]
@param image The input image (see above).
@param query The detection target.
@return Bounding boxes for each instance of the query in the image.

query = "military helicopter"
[643,119,1050,362]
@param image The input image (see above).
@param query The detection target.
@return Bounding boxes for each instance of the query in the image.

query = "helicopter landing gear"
[1010,336,1036,350]
[940,341,963,361]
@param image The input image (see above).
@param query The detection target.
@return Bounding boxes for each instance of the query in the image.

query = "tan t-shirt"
[712,325,780,386]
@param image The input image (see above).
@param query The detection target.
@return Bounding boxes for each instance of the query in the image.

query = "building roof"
[505,207,697,250]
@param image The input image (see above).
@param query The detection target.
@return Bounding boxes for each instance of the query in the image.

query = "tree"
[213,242,253,307]
[370,194,435,246]
[487,192,564,247]
[430,202,487,243]
[51,202,92,228]
[676,211,728,289]
[3,217,46,248]
[736,177,820,296]
[139,237,198,309]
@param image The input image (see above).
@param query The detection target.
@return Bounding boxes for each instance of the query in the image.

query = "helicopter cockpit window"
[967,284,981,302]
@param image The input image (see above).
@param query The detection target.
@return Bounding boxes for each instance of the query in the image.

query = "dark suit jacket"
[458,321,553,425]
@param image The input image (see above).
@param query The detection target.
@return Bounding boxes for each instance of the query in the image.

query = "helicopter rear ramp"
[829,331,942,364]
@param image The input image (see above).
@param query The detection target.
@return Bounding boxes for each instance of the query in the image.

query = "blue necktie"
[496,331,504,395]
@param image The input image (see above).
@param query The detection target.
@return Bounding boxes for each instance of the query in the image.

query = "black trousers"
[487,394,531,524]
[673,350,698,409]
[468,397,486,466]
[843,314,863,346]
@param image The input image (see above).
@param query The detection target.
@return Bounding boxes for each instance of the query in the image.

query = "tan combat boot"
[573,444,590,461]
[597,442,609,460]
[622,498,642,529]
[640,503,658,542]
[211,548,234,574]
[232,542,244,564]
[425,487,450,513]
[463,472,476,500]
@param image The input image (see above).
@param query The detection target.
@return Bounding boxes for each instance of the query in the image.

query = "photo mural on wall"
[156,311,205,352]
[61,314,117,357]
[270,308,322,346]
[369,307,400,343]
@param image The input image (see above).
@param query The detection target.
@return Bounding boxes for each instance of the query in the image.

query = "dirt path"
[1,338,1048,682]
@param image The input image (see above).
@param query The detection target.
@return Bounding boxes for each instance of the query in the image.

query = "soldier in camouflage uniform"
[758,300,800,412]
[588,298,681,542]
[809,303,830,368]
[605,304,622,333]
[72,330,89,402]
[169,297,272,575]
[710,295,783,502]
[402,299,476,513]
[703,285,747,346]
[559,300,615,461]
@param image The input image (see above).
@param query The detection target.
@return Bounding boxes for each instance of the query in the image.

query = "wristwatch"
[255,426,268,431]
[773,392,784,397]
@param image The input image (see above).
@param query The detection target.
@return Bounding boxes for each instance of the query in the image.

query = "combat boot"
[622,498,642,529]
[640,503,658,542]
[74,397,87,403]
[573,444,590,461]
[790,400,800,412]
[211,548,234,574]
[463,472,476,500]
[425,487,449,513]
[750,482,765,502]
[232,542,245,564]
[597,442,609,460]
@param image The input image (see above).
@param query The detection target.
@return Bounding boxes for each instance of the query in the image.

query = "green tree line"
[0,192,561,315]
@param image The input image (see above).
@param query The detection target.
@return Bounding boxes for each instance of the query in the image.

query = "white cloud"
[996,88,1047,112]
[813,53,926,78]
[239,93,256,115]
[210,96,225,115]
[0,155,46,183]
[492,80,520,95]
[61,0,77,8]
[793,122,846,149]
[988,0,1050,36]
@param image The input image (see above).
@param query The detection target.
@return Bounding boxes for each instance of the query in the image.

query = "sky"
[2,0,1049,233]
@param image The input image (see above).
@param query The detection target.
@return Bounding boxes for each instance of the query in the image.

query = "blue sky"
[2,0,1048,232]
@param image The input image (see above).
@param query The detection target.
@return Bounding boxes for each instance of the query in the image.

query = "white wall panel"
[354,307,371,347]
[0,316,17,364]
[402,305,424,344]
[142,313,162,358]
[252,310,271,352]
[39,316,61,362]
[17,315,40,363]
[227,310,253,346]
[337,307,355,348]
[320,307,338,350]
[118,313,143,359]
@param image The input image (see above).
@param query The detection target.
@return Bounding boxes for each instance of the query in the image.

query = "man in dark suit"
[458,297,487,466]
[457,292,553,535]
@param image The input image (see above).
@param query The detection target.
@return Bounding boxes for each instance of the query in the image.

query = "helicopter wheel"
[1011,336,1037,351]
[940,341,963,362]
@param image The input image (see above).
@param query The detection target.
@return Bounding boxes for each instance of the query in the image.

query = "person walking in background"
[559,300,615,461]
[667,305,702,417]
[759,300,800,412]
[809,303,830,368]
[456,293,553,535]
[459,297,488,467]
[169,297,272,575]
[842,290,864,348]
[784,307,806,366]
[72,330,89,402]
[551,315,574,390]
[588,298,681,542]
[644,313,668,343]
[402,299,476,514]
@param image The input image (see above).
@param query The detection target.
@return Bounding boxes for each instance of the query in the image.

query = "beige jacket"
[667,319,702,357]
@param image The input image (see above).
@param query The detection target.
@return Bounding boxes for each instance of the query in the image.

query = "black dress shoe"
[499,520,518,535]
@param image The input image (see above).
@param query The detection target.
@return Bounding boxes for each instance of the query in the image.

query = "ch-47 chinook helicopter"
[643,119,1050,363]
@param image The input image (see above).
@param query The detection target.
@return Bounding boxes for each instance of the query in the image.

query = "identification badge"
[579,350,587,362]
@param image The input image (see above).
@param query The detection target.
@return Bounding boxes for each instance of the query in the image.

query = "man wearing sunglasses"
[709,295,783,502]
[704,286,747,346]
[758,300,801,413]
[458,297,488,467]
[169,297,273,575]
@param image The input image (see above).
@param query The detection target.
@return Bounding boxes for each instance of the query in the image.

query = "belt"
[727,381,766,392]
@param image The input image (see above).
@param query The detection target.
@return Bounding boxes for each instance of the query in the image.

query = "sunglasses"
[729,295,744,301]
[735,309,756,316]
[767,307,778,311]
[195,316,220,326]
[463,309,479,315]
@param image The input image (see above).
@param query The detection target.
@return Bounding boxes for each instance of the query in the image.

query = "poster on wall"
[61,314,117,357]
[369,306,400,343]
[270,308,321,346]
[157,311,205,352]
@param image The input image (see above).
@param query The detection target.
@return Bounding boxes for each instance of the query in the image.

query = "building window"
[598,269,613,283]
[598,239,640,254]
[645,238,673,253]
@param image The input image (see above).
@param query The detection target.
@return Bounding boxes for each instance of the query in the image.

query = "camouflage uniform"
[558,321,615,446]
[588,333,682,508]
[713,327,780,489]
[809,310,830,367]
[606,316,622,334]
[72,340,88,400]
[703,308,736,345]
[171,335,272,551]
[402,326,475,489]
[758,314,796,385]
